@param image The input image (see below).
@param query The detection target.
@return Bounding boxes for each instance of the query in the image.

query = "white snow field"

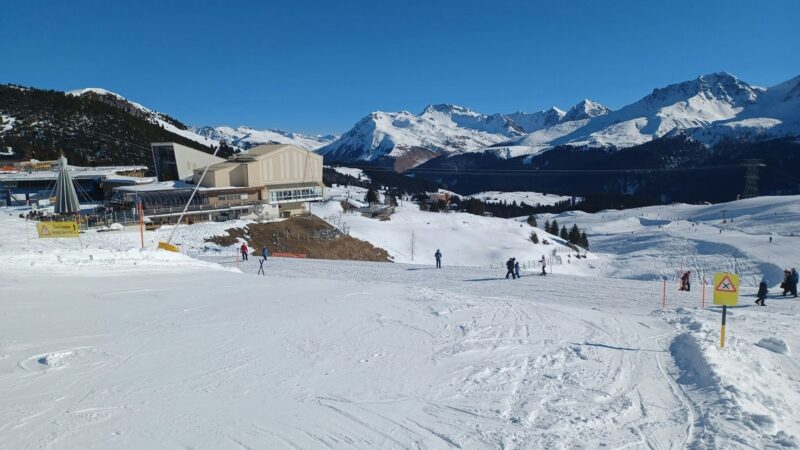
[1,194,799,449]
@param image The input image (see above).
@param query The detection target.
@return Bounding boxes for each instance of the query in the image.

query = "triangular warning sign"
[40,225,51,236]
[715,275,737,293]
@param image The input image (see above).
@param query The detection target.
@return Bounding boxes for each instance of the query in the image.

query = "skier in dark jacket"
[781,269,792,295]
[506,258,517,279]
[791,268,799,297]
[262,246,269,261]
[435,249,442,269]
[756,277,768,306]
[514,260,521,279]
[679,271,691,292]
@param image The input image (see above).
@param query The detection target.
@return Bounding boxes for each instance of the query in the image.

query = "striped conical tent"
[54,155,80,214]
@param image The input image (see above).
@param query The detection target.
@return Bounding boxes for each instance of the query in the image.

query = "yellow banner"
[713,272,739,306]
[36,221,80,238]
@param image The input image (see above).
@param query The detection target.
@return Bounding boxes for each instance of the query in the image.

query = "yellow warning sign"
[36,221,79,238]
[713,272,739,306]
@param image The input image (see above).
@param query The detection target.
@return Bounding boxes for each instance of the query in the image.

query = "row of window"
[268,186,323,204]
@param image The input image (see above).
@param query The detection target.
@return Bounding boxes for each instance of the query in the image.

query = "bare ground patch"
[206,216,391,262]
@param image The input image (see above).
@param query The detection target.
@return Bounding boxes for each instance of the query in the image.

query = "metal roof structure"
[54,155,81,214]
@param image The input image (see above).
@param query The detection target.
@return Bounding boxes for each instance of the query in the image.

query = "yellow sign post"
[713,272,740,348]
[36,221,80,238]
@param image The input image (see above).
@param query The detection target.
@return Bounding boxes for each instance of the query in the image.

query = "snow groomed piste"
[0,192,798,448]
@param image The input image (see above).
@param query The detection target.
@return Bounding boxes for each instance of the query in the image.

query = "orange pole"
[138,201,144,250]
[662,280,666,309]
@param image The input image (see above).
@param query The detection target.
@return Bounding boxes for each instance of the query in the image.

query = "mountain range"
[320,72,800,171]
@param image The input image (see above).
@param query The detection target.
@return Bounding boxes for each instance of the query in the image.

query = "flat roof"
[0,165,148,182]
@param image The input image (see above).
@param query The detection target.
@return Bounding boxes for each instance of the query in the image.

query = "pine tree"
[530,231,539,244]
[527,214,537,227]
[568,224,581,245]
[580,231,590,249]
[544,219,551,233]
[560,225,568,240]
[550,219,559,235]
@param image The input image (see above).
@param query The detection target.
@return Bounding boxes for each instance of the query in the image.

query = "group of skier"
[756,268,799,307]
[433,250,548,279]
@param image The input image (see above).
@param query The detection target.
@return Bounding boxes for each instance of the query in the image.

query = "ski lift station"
[1,142,324,225]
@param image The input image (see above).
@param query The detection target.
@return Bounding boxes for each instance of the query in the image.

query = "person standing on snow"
[435,249,442,269]
[756,277,768,306]
[679,271,691,291]
[791,268,799,298]
[506,257,517,279]
[514,260,521,279]
[240,243,249,261]
[540,255,547,276]
[262,246,269,261]
[781,269,792,296]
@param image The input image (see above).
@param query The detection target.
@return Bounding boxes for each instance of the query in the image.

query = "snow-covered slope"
[2,194,799,448]
[191,125,336,151]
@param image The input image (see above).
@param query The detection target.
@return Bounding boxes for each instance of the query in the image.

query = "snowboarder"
[240,243,249,261]
[540,255,547,276]
[679,271,691,292]
[514,260,521,279]
[262,246,269,261]
[506,257,517,279]
[791,268,799,298]
[755,277,768,306]
[769,236,773,243]
[435,249,442,269]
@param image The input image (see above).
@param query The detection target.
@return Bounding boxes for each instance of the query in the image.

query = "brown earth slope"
[207,216,391,262]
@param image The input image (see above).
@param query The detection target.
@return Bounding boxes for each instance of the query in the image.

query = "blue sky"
[1,0,798,135]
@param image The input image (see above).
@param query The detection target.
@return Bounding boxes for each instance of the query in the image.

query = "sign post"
[713,272,740,348]
[36,221,80,238]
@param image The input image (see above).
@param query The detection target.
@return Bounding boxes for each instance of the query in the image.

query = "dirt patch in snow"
[206,216,391,262]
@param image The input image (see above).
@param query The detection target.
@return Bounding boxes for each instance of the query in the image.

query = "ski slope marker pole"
[720,305,727,348]
[662,279,666,309]
[702,277,706,308]
[138,200,144,250]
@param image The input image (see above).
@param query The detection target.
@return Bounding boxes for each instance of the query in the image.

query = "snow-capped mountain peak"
[563,99,611,122]
[191,125,336,151]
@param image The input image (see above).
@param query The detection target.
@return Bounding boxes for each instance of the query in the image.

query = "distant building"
[193,144,324,218]
[151,142,225,181]
[1,161,148,206]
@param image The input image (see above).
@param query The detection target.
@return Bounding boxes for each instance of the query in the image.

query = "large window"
[268,186,323,204]
[151,145,178,181]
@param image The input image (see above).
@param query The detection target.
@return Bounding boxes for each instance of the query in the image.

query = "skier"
[262,246,269,261]
[769,236,773,243]
[505,257,517,279]
[240,242,249,261]
[435,249,442,269]
[792,268,799,298]
[540,255,547,276]
[755,277,768,306]
[514,260,521,279]
[781,269,792,296]
[679,271,691,292]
